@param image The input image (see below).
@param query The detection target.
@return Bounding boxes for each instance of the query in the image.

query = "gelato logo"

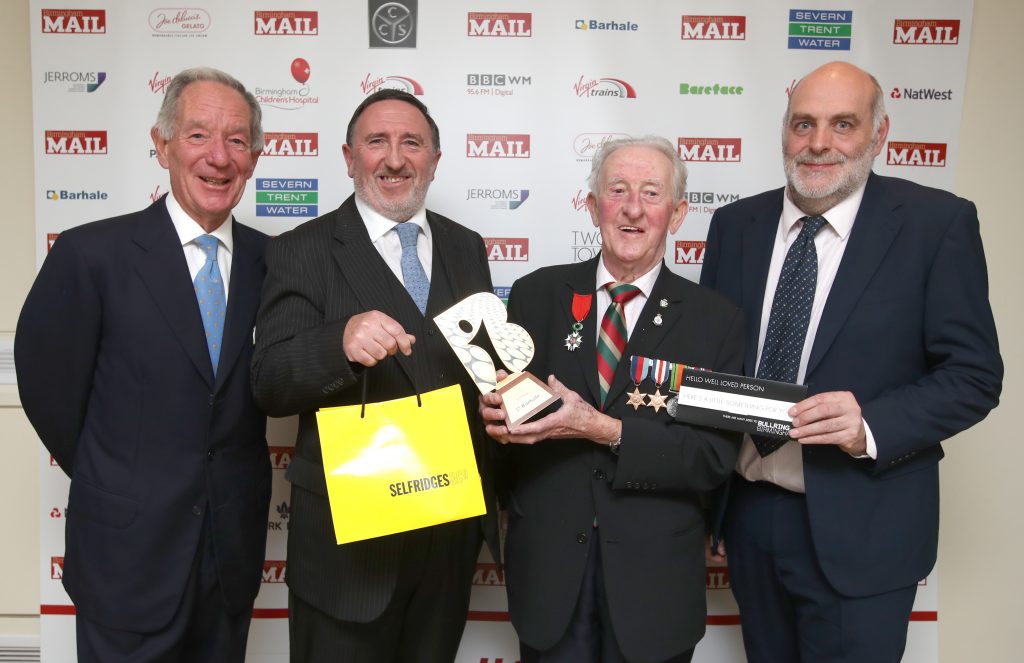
[788,9,852,50]
[370,0,416,47]
[45,130,107,155]
[467,134,531,158]
[41,9,105,34]
[262,560,286,583]
[43,71,105,93]
[262,132,318,157]
[148,8,210,37]
[890,87,953,101]
[46,188,109,201]
[679,82,743,96]
[360,73,424,96]
[254,11,318,35]
[484,237,529,261]
[468,12,532,37]
[573,76,637,99]
[677,137,742,162]
[571,230,602,263]
[893,19,960,45]
[886,141,947,167]
[466,188,529,210]
[686,191,740,215]
[675,240,706,265]
[573,132,630,162]
[256,58,319,110]
[256,179,318,217]
[575,18,638,31]
[149,71,172,94]
[681,15,746,40]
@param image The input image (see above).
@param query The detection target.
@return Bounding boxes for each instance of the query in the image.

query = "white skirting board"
[0,634,40,662]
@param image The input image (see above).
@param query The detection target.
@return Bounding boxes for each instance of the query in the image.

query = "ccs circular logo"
[372,3,414,44]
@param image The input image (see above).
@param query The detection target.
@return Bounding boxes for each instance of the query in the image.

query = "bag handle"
[359,366,423,418]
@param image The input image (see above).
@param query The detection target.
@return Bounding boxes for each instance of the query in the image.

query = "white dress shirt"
[594,258,662,341]
[355,196,433,285]
[166,192,233,303]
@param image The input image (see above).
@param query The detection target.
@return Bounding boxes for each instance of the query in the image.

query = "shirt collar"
[164,191,234,253]
[596,256,662,298]
[354,195,430,243]
[781,179,868,240]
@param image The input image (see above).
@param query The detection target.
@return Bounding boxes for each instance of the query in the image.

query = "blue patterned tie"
[193,235,226,375]
[754,215,827,456]
[394,222,429,315]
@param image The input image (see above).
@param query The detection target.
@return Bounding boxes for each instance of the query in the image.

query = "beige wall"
[2,0,1021,659]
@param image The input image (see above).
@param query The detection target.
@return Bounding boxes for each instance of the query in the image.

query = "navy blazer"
[16,198,271,631]
[700,173,1002,597]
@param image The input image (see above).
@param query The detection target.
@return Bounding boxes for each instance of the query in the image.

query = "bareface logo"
[467,134,531,158]
[257,179,318,217]
[254,11,318,35]
[571,230,602,263]
[573,76,637,99]
[262,133,319,156]
[51,556,64,580]
[45,131,107,155]
[677,138,742,162]
[886,141,947,167]
[42,9,106,34]
[575,18,639,32]
[788,9,852,50]
[149,8,210,36]
[46,189,109,201]
[256,59,320,110]
[468,12,532,37]
[262,560,287,583]
[680,82,743,96]
[370,0,416,47]
[473,563,505,586]
[268,445,293,469]
[43,71,105,93]
[686,191,740,214]
[675,240,706,265]
[890,86,953,101]
[149,71,172,94]
[360,73,424,96]
[681,15,746,40]
[466,188,529,210]
[893,19,960,45]
[466,73,532,98]
[485,238,529,261]
[573,132,630,162]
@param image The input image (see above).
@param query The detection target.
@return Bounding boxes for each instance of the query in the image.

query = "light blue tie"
[193,235,226,375]
[394,222,429,315]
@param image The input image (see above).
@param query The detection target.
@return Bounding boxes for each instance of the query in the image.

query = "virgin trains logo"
[573,76,637,99]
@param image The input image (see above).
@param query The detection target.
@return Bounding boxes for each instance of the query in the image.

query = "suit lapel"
[741,195,783,375]
[560,260,601,405]
[214,224,260,392]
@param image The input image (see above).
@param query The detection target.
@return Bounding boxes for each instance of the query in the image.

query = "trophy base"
[496,371,561,427]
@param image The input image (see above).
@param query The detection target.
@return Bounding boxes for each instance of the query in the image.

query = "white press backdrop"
[30,1,972,660]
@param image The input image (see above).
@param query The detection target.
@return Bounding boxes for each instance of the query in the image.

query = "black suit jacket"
[15,197,271,631]
[502,257,744,663]
[701,173,1002,597]
[251,195,498,622]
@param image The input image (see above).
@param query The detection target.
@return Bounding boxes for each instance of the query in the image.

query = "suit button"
[207,394,215,405]
[576,532,588,544]
[427,329,435,336]
[593,469,606,480]
[192,505,202,516]
[625,481,634,489]
[207,450,215,461]
[641,482,649,490]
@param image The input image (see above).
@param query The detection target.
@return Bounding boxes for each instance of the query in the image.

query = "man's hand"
[479,370,512,444]
[491,375,619,446]
[342,311,416,367]
[788,390,867,456]
[705,535,727,564]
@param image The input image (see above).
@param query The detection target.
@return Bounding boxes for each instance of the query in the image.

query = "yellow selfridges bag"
[316,383,486,545]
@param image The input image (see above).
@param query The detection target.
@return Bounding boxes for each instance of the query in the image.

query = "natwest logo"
[262,133,318,157]
[573,76,636,99]
[262,560,287,583]
[45,130,107,155]
[681,15,746,40]
[485,238,529,262]
[468,12,532,37]
[467,134,530,158]
[893,19,960,45]
[254,11,318,35]
[51,556,65,579]
[677,137,741,163]
[886,141,947,167]
[675,241,706,265]
[42,9,105,34]
[890,86,953,101]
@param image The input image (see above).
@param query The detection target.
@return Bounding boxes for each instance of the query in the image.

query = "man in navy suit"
[700,61,1002,662]
[16,68,270,663]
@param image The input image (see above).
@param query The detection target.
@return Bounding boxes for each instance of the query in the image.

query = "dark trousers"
[76,516,252,663]
[724,476,918,663]
[289,518,482,663]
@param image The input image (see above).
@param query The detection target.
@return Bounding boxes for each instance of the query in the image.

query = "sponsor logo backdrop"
[31,1,970,660]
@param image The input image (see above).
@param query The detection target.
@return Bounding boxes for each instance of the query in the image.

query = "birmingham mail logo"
[788,9,852,50]
[573,76,637,99]
[467,134,531,158]
[370,1,416,47]
[262,560,286,583]
[42,9,105,34]
[262,132,318,156]
[257,179,318,217]
[268,445,293,469]
[47,233,60,252]
[254,11,318,35]
[51,556,64,579]
[485,237,529,261]
[677,137,741,162]
[893,19,960,45]
[473,563,505,586]
[468,12,532,37]
[675,241,706,265]
[681,15,746,40]
[707,565,730,589]
[467,188,529,210]
[45,130,107,155]
[886,141,947,167]
[360,73,424,96]
[44,71,105,93]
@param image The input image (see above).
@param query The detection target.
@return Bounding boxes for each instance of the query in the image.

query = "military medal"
[665,362,686,417]
[627,355,651,410]
[647,358,671,413]
[564,292,593,351]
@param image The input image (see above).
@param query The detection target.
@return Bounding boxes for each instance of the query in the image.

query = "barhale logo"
[46,189,108,201]
[468,12,532,37]
[571,229,602,263]
[262,560,287,583]
[575,18,638,31]
[473,563,505,586]
[51,556,64,579]
[268,445,293,469]
[484,237,529,261]
[893,19,960,45]
[681,15,746,40]
[677,137,741,162]
[573,76,636,99]
[370,1,416,47]
[360,73,424,96]
[45,130,107,155]
[44,71,105,93]
[466,134,531,158]
[257,179,318,217]
[573,132,630,161]
[148,8,209,36]
[886,141,947,167]
[788,9,852,51]
[42,9,105,34]
[675,240,707,265]
[466,188,529,210]
[254,11,318,35]
[262,132,318,157]
[890,86,953,101]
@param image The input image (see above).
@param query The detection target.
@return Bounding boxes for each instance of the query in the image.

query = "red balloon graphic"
[291,58,310,85]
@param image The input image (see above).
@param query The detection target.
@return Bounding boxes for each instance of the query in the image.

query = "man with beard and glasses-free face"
[700,61,1002,662]
[251,88,499,663]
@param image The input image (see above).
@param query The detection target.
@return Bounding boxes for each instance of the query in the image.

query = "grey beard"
[353,179,428,222]
[784,147,874,216]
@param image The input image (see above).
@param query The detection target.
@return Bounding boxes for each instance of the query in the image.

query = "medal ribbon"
[651,358,670,386]
[570,292,592,325]
[630,355,651,384]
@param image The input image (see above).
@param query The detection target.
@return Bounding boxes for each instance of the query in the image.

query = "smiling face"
[151,80,259,232]
[343,99,441,222]
[587,145,687,282]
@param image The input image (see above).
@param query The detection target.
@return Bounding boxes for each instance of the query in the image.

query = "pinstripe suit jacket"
[251,195,497,622]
